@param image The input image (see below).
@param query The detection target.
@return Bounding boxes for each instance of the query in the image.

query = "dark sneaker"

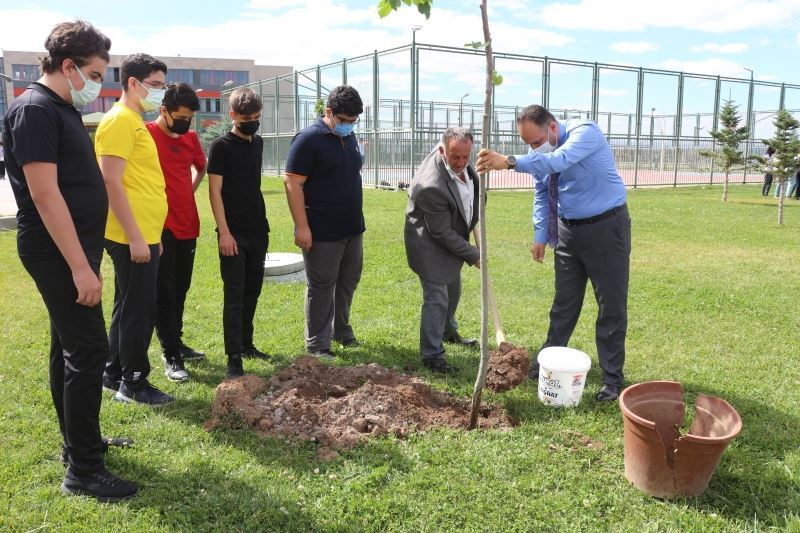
[595,384,622,402]
[443,333,478,347]
[335,337,360,348]
[164,356,189,382]
[102,374,121,393]
[241,346,269,360]
[61,467,138,502]
[422,358,459,374]
[309,349,335,361]
[225,354,244,379]
[179,341,205,361]
[528,362,539,381]
[115,381,174,406]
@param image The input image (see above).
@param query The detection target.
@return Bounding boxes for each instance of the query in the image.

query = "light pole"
[459,92,469,126]
[743,67,754,182]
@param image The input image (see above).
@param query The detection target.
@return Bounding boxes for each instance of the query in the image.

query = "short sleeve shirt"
[146,122,205,239]
[2,82,108,260]
[284,119,365,242]
[207,131,268,237]
[95,102,167,245]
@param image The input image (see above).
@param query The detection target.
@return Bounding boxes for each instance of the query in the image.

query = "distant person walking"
[761,146,775,196]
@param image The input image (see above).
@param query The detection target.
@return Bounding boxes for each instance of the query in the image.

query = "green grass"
[1,181,799,531]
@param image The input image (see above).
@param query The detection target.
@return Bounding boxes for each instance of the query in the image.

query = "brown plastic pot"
[619,381,742,499]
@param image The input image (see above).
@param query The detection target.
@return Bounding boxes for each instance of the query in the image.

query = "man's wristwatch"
[507,155,517,170]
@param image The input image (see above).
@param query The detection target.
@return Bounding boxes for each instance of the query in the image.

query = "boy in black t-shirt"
[2,20,137,502]
[207,88,270,379]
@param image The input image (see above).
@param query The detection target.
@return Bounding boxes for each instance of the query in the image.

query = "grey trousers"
[302,233,363,352]
[419,273,461,361]
[535,205,632,387]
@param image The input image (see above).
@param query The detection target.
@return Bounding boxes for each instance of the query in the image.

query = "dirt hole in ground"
[205,356,516,460]
[486,342,531,393]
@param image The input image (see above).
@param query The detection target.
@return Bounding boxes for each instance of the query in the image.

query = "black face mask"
[167,112,191,135]
[238,120,260,136]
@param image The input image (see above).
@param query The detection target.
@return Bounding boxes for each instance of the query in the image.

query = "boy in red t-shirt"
[146,82,206,382]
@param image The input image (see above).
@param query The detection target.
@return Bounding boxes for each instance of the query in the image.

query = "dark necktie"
[547,172,559,248]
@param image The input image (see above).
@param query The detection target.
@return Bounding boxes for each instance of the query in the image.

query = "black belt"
[560,204,625,227]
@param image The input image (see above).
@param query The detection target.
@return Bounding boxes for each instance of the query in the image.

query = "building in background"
[0,51,291,133]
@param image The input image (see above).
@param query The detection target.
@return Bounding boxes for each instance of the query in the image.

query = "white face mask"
[533,125,557,154]
[137,80,166,112]
[67,65,102,107]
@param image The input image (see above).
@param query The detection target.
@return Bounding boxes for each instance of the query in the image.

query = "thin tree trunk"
[778,184,785,225]
[468,0,493,430]
[722,172,729,202]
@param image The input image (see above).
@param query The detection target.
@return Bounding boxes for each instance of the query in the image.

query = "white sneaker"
[164,358,189,382]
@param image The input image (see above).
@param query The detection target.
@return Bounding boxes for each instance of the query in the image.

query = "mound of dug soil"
[205,357,515,459]
[485,342,531,393]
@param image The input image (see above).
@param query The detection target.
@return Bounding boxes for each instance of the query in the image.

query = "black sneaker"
[422,358,459,374]
[309,348,335,361]
[241,346,269,360]
[225,354,244,379]
[164,356,190,382]
[179,341,205,361]
[115,380,174,406]
[335,337,360,348]
[528,362,539,381]
[61,467,138,502]
[102,374,121,393]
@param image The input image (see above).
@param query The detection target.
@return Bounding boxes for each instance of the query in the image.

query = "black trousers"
[219,232,268,355]
[21,253,106,475]
[762,174,773,196]
[105,240,160,388]
[535,205,632,387]
[155,229,197,358]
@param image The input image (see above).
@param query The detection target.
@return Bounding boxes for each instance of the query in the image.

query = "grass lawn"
[0,180,798,531]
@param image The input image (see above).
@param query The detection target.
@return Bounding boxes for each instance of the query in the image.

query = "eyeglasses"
[141,79,166,90]
[334,114,360,125]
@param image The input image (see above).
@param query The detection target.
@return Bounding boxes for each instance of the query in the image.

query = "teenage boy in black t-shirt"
[2,20,137,502]
[208,87,270,379]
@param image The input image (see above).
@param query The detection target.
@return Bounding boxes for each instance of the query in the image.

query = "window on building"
[200,98,221,113]
[168,69,194,84]
[104,67,120,83]
[12,64,40,81]
[198,70,249,87]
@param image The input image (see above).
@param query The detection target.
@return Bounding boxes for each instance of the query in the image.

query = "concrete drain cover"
[0,216,17,231]
[264,252,305,280]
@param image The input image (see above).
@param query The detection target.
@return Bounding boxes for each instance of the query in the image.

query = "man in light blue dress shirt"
[476,105,631,401]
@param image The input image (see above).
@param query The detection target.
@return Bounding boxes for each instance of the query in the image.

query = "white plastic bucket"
[537,347,592,407]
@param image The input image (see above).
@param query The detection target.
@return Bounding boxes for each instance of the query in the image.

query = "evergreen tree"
[758,109,800,225]
[699,99,750,202]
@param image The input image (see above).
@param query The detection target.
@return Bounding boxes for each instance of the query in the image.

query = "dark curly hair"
[40,20,111,74]
[327,85,363,117]
[163,82,200,112]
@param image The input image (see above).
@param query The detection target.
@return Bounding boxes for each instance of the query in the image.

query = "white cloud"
[247,0,306,8]
[610,41,660,54]
[658,57,746,78]
[600,88,628,97]
[0,2,574,77]
[689,43,749,54]
[536,0,800,33]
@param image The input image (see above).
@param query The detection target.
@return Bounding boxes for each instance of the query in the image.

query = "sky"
[2,0,799,135]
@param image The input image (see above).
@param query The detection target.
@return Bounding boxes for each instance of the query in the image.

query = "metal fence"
[226,42,800,189]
